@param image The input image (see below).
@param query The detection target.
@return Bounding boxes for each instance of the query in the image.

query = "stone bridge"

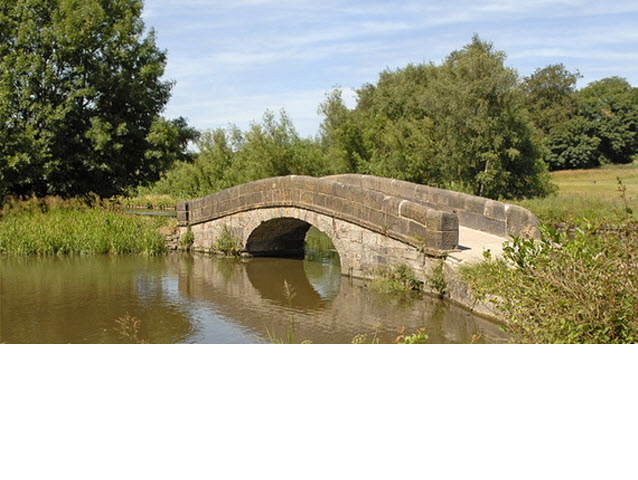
[176,175,538,280]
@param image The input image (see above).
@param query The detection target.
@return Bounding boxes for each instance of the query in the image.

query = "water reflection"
[1,250,506,343]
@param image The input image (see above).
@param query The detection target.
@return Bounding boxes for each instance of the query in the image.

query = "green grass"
[514,160,638,225]
[121,193,178,210]
[0,198,172,256]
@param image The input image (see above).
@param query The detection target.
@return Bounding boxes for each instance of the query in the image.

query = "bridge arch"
[177,175,461,279]
[245,217,312,258]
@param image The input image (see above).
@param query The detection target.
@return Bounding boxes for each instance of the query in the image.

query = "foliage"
[394,326,429,344]
[371,263,423,294]
[144,110,327,200]
[542,76,638,170]
[0,196,168,255]
[215,224,241,257]
[318,36,554,199]
[577,77,638,166]
[426,261,447,298]
[426,36,553,198]
[179,225,194,250]
[0,0,191,198]
[521,64,581,136]
[463,180,638,343]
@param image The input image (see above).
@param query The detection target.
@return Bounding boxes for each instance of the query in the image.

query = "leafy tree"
[318,36,553,199]
[144,116,200,178]
[542,76,638,170]
[521,64,581,136]
[146,110,327,199]
[423,36,553,198]
[236,110,325,182]
[576,77,638,165]
[0,0,185,198]
[317,89,366,174]
[544,116,600,170]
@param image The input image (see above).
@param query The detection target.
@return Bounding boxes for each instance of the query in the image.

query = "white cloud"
[144,0,638,137]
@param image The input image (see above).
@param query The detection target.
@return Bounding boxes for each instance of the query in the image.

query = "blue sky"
[143,0,638,138]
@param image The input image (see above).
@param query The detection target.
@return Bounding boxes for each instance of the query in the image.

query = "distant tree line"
[1,1,637,202]
[522,66,638,170]
[148,36,638,201]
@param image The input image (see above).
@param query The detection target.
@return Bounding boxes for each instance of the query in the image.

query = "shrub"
[427,262,448,298]
[371,263,423,294]
[215,225,241,257]
[179,226,194,250]
[463,182,637,343]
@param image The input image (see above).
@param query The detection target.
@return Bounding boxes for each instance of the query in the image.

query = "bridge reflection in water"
[169,234,505,343]
[0,233,506,343]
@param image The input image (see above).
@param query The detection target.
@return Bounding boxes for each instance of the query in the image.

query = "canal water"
[0,231,506,344]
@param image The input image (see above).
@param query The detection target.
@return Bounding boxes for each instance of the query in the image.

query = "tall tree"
[0,0,178,198]
[423,36,552,198]
[521,64,581,136]
[542,76,638,170]
[576,77,638,165]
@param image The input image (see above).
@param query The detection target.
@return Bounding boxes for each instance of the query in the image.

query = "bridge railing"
[177,175,460,254]
[326,174,539,238]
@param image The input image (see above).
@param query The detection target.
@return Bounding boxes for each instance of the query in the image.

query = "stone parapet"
[177,175,459,253]
[326,174,539,238]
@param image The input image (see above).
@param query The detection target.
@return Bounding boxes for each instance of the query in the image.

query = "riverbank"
[0,197,171,256]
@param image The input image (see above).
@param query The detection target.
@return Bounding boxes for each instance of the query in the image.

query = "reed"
[0,197,170,256]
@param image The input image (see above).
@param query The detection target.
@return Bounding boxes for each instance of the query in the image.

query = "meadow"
[515,159,638,225]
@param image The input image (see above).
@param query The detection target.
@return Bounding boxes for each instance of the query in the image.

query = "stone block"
[506,205,540,238]
[483,199,506,221]
[425,230,459,251]
[464,195,487,215]
[408,220,428,239]
[253,191,266,206]
[457,211,506,236]
[426,210,459,232]
[367,209,388,229]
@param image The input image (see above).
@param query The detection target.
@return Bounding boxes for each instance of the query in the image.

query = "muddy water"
[0,245,506,344]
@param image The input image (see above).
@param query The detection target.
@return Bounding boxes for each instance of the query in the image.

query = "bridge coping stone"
[326,174,539,238]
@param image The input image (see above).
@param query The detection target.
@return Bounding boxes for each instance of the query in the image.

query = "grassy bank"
[0,198,172,256]
[514,160,638,225]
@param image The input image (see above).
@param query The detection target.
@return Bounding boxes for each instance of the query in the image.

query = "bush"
[215,225,241,257]
[371,263,423,294]
[427,262,448,298]
[462,186,637,343]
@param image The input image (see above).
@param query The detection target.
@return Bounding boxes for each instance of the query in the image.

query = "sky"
[142,0,638,138]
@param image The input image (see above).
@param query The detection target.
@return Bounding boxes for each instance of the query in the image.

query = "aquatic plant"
[215,225,242,257]
[264,280,312,344]
[394,326,429,344]
[351,323,383,344]
[426,261,448,298]
[0,197,169,256]
[371,263,423,294]
[114,314,148,344]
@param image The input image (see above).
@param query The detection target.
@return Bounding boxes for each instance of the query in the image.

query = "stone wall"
[178,175,459,253]
[326,174,539,238]
[182,206,443,280]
